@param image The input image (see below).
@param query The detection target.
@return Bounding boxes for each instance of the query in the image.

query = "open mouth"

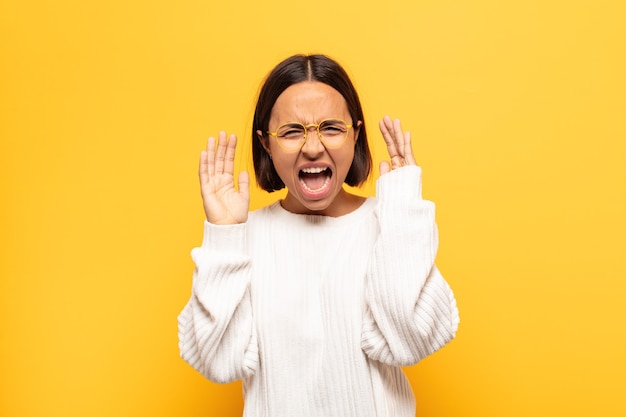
[299,166,332,193]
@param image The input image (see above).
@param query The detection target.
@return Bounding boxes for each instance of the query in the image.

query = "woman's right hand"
[199,132,250,224]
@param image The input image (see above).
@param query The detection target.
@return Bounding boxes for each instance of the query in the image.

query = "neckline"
[267,197,375,226]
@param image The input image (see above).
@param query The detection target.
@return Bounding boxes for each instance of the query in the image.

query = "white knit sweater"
[178,166,459,417]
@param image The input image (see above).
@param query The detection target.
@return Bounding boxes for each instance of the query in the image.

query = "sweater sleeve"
[177,221,258,383]
[361,166,459,366]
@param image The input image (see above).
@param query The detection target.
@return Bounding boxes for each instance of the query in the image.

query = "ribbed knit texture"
[178,166,459,417]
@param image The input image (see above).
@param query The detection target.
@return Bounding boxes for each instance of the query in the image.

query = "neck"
[281,189,366,217]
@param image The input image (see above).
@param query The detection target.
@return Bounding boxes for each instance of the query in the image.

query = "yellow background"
[1,0,625,416]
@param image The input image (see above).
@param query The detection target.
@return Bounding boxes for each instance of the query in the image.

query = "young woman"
[178,54,459,417]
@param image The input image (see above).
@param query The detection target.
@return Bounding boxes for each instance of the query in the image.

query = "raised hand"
[199,132,250,224]
[378,116,417,175]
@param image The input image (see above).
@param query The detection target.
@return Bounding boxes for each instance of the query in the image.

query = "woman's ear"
[256,130,271,156]
[354,120,363,143]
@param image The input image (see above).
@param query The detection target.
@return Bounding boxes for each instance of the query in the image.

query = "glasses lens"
[319,119,349,146]
[276,123,306,150]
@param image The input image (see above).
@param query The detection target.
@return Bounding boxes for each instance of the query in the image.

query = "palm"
[199,132,250,224]
[378,116,417,175]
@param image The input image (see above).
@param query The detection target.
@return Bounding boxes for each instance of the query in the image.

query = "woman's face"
[258,81,360,217]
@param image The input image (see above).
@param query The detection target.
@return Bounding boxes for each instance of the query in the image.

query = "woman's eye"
[281,128,304,139]
[320,124,345,135]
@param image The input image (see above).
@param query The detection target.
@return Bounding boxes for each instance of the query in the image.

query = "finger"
[380,116,403,168]
[403,130,417,166]
[379,160,391,176]
[393,118,405,159]
[206,136,216,177]
[224,134,237,176]
[199,150,209,187]
[379,116,399,158]
[214,131,228,174]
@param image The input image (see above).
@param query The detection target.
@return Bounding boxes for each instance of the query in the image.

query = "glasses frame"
[266,118,354,152]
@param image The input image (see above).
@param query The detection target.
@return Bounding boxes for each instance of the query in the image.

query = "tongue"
[300,172,329,190]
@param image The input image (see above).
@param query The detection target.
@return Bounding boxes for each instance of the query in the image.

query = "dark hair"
[252,54,372,192]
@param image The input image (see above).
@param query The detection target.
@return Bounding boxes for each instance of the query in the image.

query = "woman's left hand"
[379,115,417,175]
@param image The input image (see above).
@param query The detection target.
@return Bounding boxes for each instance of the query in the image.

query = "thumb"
[238,171,250,203]
[379,161,391,176]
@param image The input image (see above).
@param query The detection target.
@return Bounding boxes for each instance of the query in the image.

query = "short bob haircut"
[252,54,372,192]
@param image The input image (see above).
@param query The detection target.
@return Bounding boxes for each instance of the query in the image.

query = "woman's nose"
[301,127,325,156]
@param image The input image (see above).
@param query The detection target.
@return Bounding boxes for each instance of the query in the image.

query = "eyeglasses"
[267,118,353,152]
